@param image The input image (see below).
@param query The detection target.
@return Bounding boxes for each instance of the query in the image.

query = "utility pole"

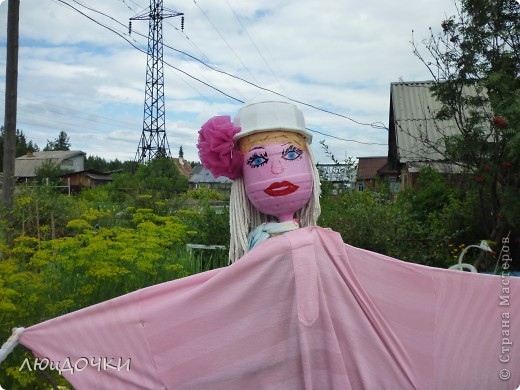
[2,0,20,247]
[130,0,184,164]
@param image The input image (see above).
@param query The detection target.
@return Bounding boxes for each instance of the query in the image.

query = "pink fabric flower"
[197,116,244,179]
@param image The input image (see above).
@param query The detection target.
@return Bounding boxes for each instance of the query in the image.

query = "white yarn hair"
[229,148,321,263]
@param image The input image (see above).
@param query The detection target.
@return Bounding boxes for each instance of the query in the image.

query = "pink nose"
[271,159,285,174]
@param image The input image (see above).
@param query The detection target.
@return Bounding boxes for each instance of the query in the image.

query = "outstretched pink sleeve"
[19,227,520,389]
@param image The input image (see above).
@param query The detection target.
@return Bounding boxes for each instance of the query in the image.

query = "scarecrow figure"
[1,97,519,390]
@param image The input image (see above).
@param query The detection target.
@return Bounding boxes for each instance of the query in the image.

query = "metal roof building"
[189,165,232,184]
[387,81,476,188]
[388,81,461,165]
[15,150,86,179]
[188,165,233,194]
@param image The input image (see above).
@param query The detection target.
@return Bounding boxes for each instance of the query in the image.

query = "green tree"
[34,160,69,185]
[85,155,132,173]
[26,140,39,153]
[412,0,520,267]
[0,127,39,171]
[43,130,71,151]
[319,190,395,255]
[126,157,188,198]
[85,155,108,171]
[13,185,78,240]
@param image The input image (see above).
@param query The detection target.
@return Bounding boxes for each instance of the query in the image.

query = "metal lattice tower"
[130,1,184,164]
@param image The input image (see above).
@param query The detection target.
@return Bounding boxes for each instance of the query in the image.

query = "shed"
[60,169,113,192]
[356,157,389,192]
[15,150,86,180]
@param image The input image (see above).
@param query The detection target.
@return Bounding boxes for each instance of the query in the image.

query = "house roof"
[60,169,113,181]
[86,173,113,181]
[15,150,85,178]
[16,150,85,161]
[390,81,462,163]
[173,158,192,177]
[356,157,388,180]
[190,165,204,176]
[405,161,463,175]
[189,165,233,184]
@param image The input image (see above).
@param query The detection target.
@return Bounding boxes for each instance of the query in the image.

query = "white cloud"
[1,0,458,163]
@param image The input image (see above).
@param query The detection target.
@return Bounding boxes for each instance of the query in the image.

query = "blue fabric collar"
[248,220,300,251]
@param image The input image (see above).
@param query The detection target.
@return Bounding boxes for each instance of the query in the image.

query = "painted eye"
[282,145,303,161]
[246,152,268,168]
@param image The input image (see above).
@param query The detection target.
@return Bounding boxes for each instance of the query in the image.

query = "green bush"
[0,208,195,388]
[319,170,489,269]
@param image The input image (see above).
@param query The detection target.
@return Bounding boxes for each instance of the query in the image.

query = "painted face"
[239,131,313,222]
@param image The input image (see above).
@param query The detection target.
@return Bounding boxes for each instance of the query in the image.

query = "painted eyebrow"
[248,146,266,152]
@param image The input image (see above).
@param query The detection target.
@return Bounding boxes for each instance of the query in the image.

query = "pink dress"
[19,227,520,389]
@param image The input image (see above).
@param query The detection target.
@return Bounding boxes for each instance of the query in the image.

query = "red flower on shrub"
[491,116,508,129]
[502,161,513,170]
[441,19,454,32]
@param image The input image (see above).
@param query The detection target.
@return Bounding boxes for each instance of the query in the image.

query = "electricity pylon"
[130,1,184,164]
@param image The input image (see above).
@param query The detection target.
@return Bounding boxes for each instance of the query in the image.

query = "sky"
[0,0,459,164]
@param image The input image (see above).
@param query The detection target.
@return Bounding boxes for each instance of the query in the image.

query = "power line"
[119,0,241,102]
[54,0,234,102]
[160,14,388,130]
[0,96,134,130]
[0,94,138,128]
[122,0,245,102]
[306,127,386,145]
[53,0,241,103]
[39,1,389,146]
[193,0,261,87]
[58,0,387,131]
[224,0,289,97]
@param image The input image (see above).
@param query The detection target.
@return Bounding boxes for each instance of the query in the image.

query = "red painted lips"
[264,181,299,197]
